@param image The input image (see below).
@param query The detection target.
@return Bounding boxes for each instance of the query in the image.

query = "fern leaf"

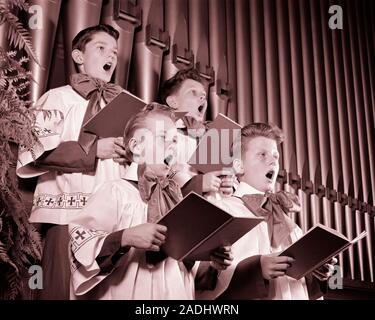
[4,10,40,65]
[8,0,30,12]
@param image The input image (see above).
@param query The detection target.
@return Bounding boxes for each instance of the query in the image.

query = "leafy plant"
[0,0,41,300]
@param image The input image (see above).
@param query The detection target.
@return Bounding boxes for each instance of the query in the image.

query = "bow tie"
[70,73,123,154]
[137,164,183,265]
[241,191,300,248]
[137,164,183,223]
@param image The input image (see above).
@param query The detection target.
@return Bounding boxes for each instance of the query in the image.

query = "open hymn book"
[279,223,367,280]
[83,91,146,138]
[188,113,242,173]
[157,192,263,261]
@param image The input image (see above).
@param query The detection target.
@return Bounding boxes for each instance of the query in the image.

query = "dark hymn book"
[158,192,263,261]
[83,91,146,138]
[188,113,242,174]
[279,223,367,279]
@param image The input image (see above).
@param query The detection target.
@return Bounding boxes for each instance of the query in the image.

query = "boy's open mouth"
[103,62,112,71]
[265,169,275,180]
[198,103,205,113]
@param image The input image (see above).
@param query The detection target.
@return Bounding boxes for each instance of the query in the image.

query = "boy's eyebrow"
[92,41,118,49]
[256,147,279,153]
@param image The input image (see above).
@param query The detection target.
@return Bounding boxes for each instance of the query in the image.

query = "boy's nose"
[167,142,177,154]
[267,156,277,166]
[107,51,116,60]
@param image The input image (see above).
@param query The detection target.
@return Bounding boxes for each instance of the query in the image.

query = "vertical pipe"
[310,0,333,229]
[276,0,296,197]
[188,0,213,83]
[369,0,375,127]
[0,0,9,51]
[225,0,237,122]
[101,0,141,89]
[347,0,372,281]
[299,0,321,230]
[330,0,358,279]
[362,0,375,282]
[330,0,355,280]
[63,0,103,81]
[208,0,229,119]
[249,0,267,122]
[319,0,345,269]
[263,0,281,127]
[128,0,168,103]
[287,0,307,182]
[287,0,308,232]
[234,0,252,125]
[188,0,214,105]
[162,0,193,83]
[47,18,65,89]
[341,0,364,280]
[28,0,62,104]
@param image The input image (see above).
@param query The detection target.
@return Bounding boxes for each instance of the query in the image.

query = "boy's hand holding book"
[260,253,295,280]
[312,257,338,281]
[202,170,234,194]
[209,246,234,271]
[121,223,168,252]
[97,136,126,161]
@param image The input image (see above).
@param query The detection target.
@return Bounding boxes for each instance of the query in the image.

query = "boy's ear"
[128,137,143,161]
[72,49,84,65]
[166,95,177,109]
[232,158,244,175]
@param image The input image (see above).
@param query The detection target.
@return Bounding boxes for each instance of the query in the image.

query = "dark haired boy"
[159,68,234,197]
[17,24,127,299]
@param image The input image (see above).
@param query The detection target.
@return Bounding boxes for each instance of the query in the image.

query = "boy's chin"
[146,164,171,178]
[90,72,113,83]
[262,183,276,193]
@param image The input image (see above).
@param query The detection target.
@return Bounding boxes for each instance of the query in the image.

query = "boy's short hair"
[159,68,203,105]
[72,24,120,52]
[231,122,284,158]
[123,102,176,164]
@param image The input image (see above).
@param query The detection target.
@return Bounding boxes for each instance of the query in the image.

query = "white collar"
[233,181,265,197]
[123,162,138,182]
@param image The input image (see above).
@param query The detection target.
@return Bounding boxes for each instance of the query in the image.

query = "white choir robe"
[196,181,319,300]
[16,85,126,225]
[69,163,196,300]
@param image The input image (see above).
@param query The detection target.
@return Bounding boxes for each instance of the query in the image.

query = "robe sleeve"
[96,230,130,274]
[194,261,219,290]
[305,273,328,300]
[181,174,203,196]
[34,140,98,173]
[17,89,69,178]
[69,182,129,296]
